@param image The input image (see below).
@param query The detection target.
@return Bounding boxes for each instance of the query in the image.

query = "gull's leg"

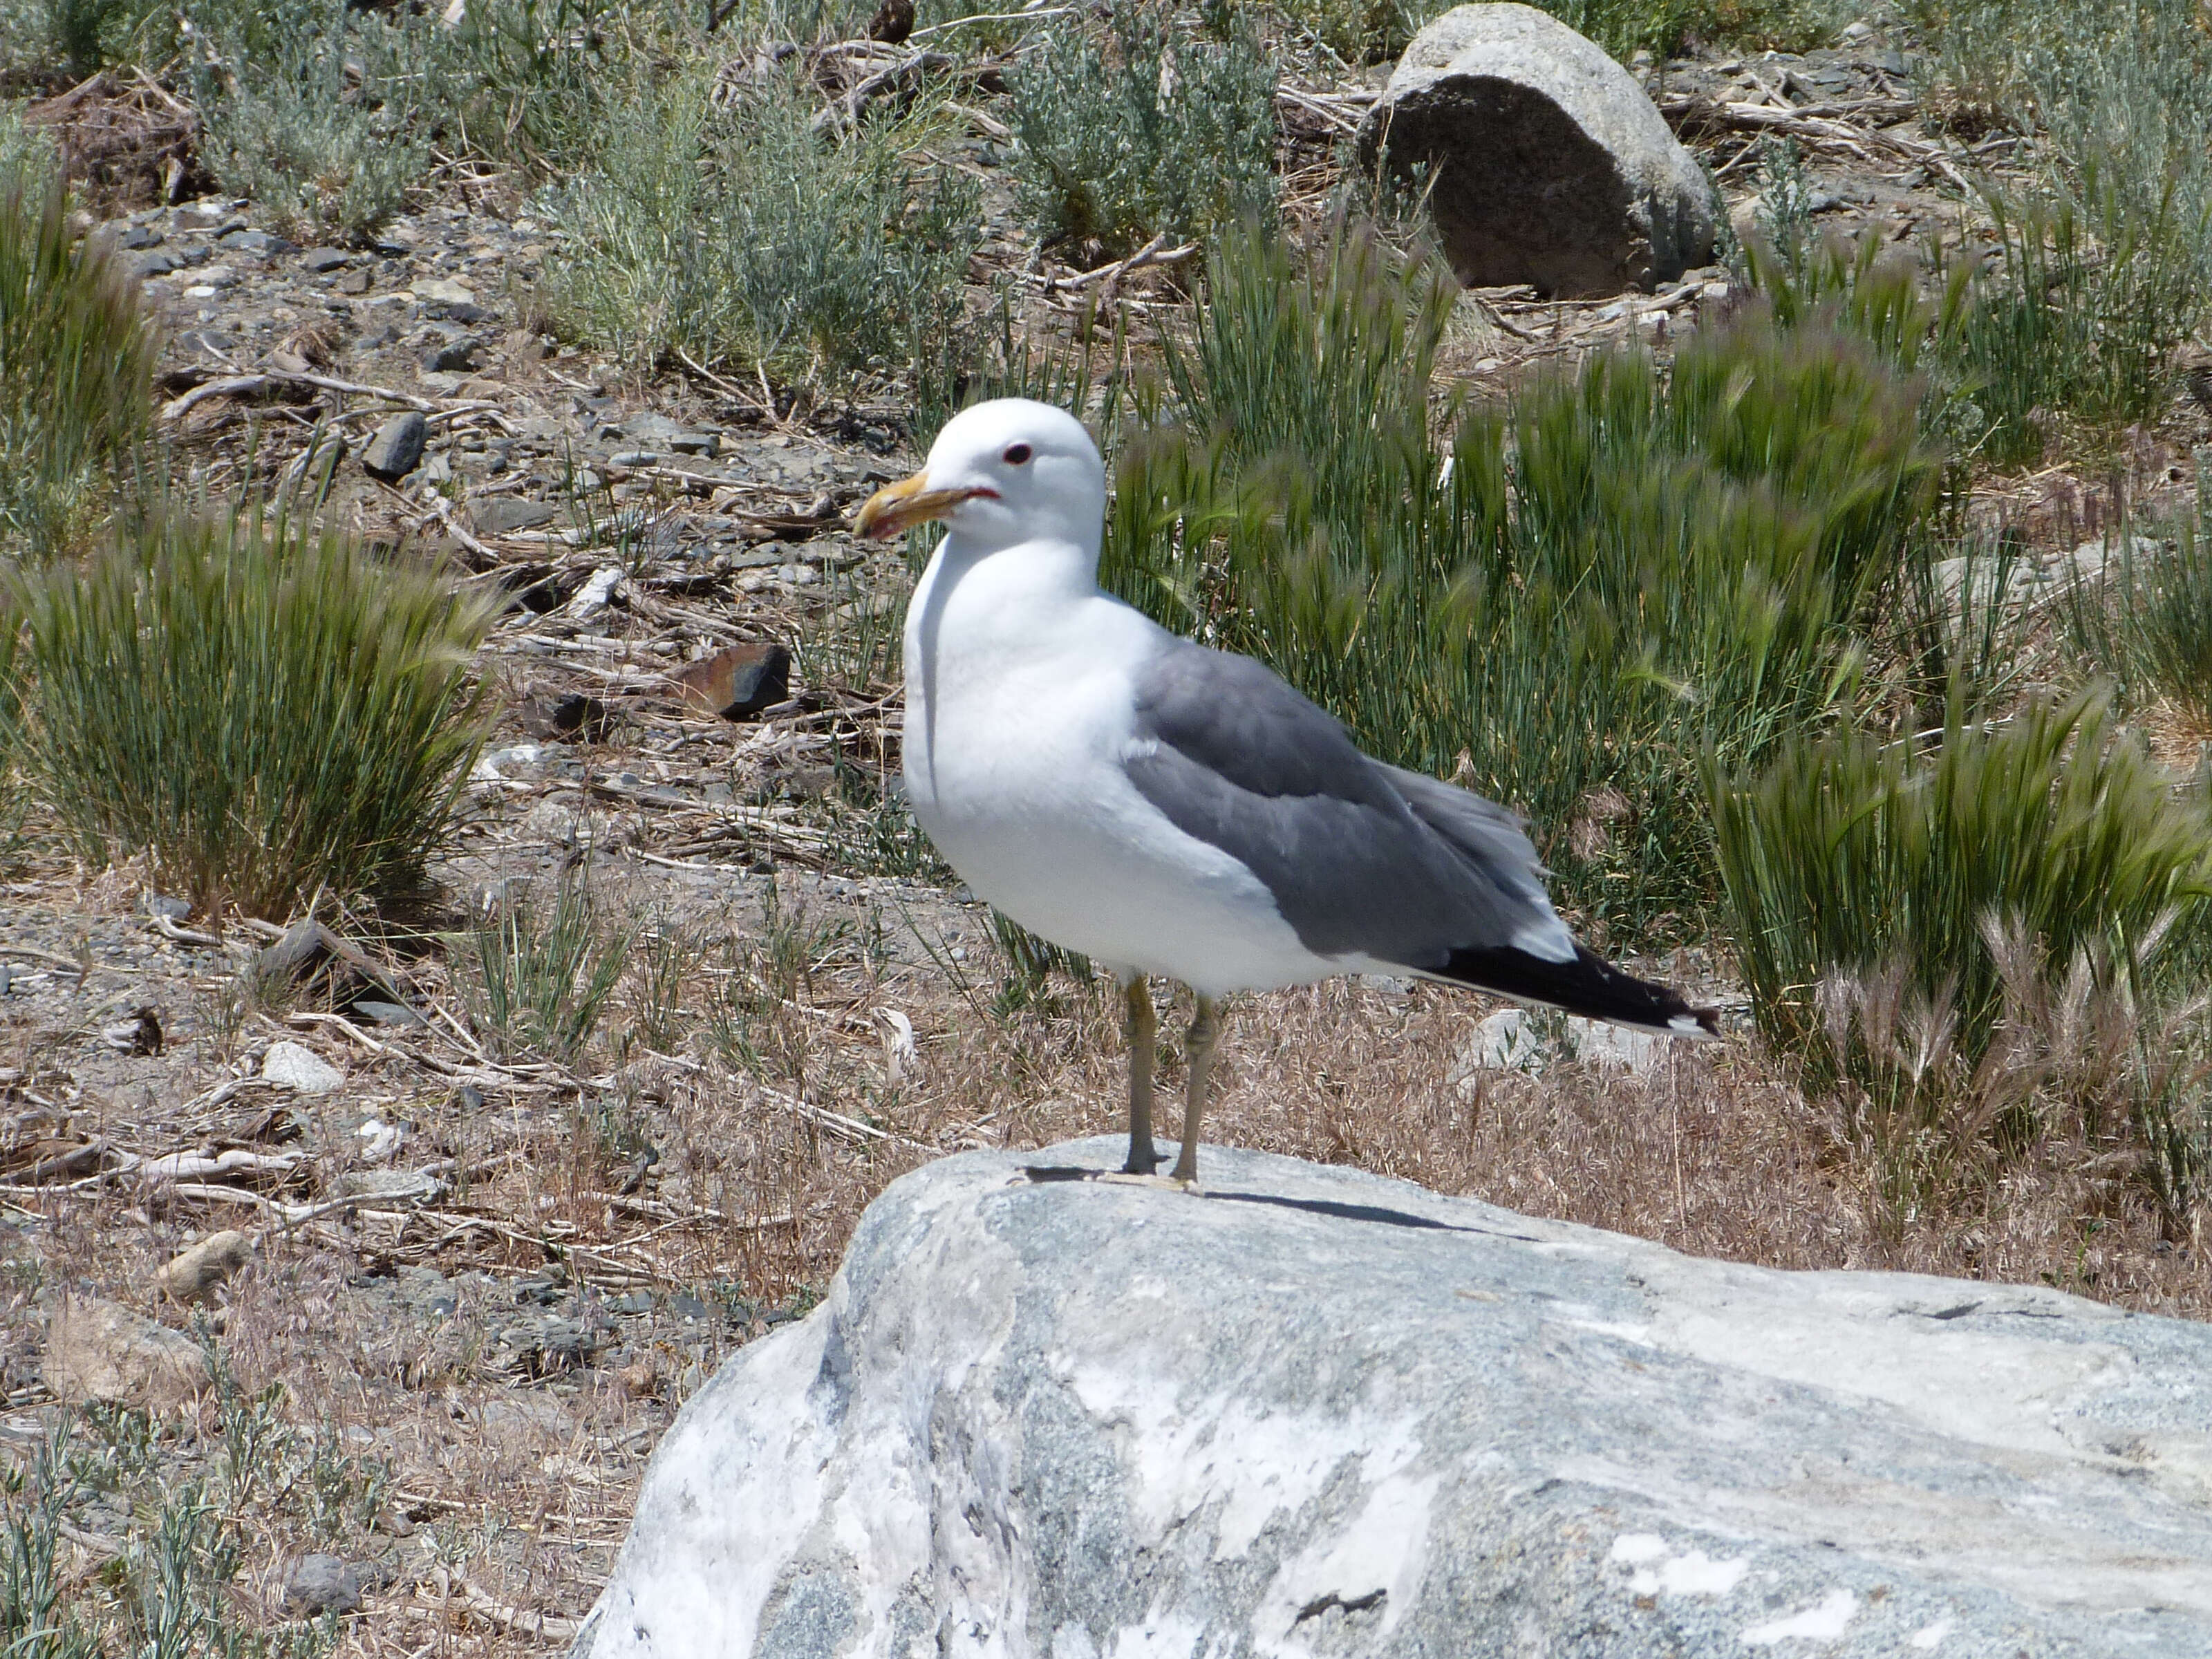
[1170,994,1219,1187]
[1122,975,1160,1174]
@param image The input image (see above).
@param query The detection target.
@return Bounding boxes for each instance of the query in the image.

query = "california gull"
[856,397,1717,1187]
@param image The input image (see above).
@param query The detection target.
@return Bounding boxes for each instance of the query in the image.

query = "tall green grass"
[17,501,498,917]
[458,870,631,1062]
[2061,463,2212,730]
[1711,691,2212,1212]
[1103,223,1939,940]
[0,147,158,562]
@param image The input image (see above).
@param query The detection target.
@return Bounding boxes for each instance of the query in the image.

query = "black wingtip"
[1427,943,1720,1039]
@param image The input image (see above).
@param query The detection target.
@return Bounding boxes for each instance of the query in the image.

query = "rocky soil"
[6,17,2212,1654]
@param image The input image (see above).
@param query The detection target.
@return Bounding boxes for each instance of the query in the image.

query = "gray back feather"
[1124,641,1566,968]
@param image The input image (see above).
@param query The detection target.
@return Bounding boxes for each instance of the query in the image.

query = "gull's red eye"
[1002,442,1033,465]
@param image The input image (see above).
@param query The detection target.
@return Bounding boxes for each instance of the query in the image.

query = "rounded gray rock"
[362,411,428,481]
[283,1553,362,1617]
[1360,3,1716,297]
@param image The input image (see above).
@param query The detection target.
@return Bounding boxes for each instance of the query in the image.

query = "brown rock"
[866,0,914,42]
[668,641,792,721]
[44,1293,212,1411]
[153,1229,254,1304]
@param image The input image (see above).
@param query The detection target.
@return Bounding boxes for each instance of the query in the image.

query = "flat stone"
[413,276,476,306]
[283,1554,363,1617]
[261,1040,344,1094]
[579,1138,2212,1658]
[300,246,352,272]
[44,1293,211,1411]
[362,411,428,481]
[471,496,559,534]
[1360,3,1716,295]
[422,333,481,373]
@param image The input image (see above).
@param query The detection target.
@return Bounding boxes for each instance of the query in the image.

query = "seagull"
[856,398,1718,1188]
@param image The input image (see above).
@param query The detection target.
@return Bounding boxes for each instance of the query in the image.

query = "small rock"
[217,227,287,256]
[422,334,480,373]
[131,250,180,279]
[668,641,792,721]
[44,1293,211,1411]
[362,412,427,481]
[118,223,162,250]
[608,450,658,469]
[349,1000,427,1028]
[521,691,614,742]
[283,1553,363,1617]
[413,276,476,307]
[335,1168,442,1203]
[476,740,568,780]
[252,918,330,986]
[668,431,720,457]
[619,411,686,447]
[337,268,372,294]
[154,1230,254,1304]
[300,246,352,272]
[564,565,625,621]
[99,1008,162,1055]
[471,495,558,534]
[142,891,191,922]
[261,1040,344,1094]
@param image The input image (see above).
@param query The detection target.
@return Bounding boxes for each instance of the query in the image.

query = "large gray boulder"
[577,1138,2212,1658]
[1360,3,1716,297]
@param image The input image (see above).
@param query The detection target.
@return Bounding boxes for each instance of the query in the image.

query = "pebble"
[299,246,352,272]
[261,1040,345,1094]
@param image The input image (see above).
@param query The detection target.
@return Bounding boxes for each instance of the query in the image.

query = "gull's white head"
[853,398,1103,554]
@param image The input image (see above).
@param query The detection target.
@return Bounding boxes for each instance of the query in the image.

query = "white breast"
[901,539,1340,995]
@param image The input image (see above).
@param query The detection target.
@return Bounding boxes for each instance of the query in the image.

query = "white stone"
[1360,3,1716,296]
[577,1139,2212,1658]
[260,1040,343,1094]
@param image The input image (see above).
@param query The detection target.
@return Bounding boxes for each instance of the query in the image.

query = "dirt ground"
[7,19,2212,1654]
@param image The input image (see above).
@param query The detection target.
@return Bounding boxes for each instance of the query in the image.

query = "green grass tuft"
[457,869,632,1062]
[17,500,498,918]
[1710,689,2212,1210]
[0,144,158,562]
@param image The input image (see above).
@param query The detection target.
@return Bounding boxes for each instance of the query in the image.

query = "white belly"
[903,592,1340,996]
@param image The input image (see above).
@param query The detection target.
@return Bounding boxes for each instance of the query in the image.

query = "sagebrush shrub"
[538,66,979,380]
[187,0,429,238]
[18,503,498,917]
[1008,0,1276,257]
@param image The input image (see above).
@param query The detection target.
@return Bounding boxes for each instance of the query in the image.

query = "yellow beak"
[852,471,980,540]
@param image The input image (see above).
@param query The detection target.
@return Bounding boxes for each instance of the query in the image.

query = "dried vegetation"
[4,0,2212,1649]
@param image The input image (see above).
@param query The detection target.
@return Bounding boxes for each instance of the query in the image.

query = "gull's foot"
[1092,1171,1203,1194]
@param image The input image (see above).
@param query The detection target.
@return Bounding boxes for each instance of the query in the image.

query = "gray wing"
[1123,640,1573,968]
